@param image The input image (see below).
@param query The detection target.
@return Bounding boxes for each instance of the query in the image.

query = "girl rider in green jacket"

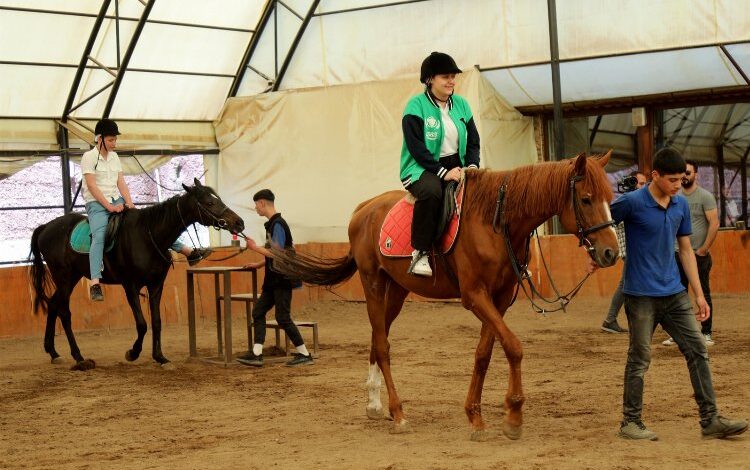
[400,52,480,276]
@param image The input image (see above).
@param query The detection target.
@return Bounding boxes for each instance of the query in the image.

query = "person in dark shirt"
[237,189,313,368]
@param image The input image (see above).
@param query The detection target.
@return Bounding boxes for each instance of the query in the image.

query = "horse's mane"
[464,156,614,224]
[137,194,182,223]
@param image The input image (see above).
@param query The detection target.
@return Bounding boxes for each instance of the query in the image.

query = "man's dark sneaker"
[90,284,104,302]
[237,352,263,367]
[601,321,628,334]
[701,415,749,439]
[285,353,314,367]
[618,421,658,440]
[187,248,212,266]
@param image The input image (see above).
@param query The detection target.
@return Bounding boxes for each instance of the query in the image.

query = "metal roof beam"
[272,0,321,92]
[228,0,276,97]
[103,0,153,117]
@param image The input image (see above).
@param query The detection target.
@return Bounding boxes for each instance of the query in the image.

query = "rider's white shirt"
[81,148,122,203]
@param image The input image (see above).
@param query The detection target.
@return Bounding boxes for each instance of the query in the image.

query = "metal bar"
[547,0,564,160]
[67,81,115,114]
[228,0,277,97]
[223,271,233,365]
[57,126,72,213]
[103,0,155,118]
[272,0,321,92]
[0,6,254,33]
[116,0,121,69]
[680,106,709,151]
[741,149,749,225]
[56,119,94,143]
[588,115,602,147]
[717,145,727,226]
[248,64,272,82]
[88,55,117,77]
[274,2,279,76]
[655,109,665,149]
[0,148,220,157]
[1,61,234,78]
[62,0,112,120]
[720,45,750,86]
[479,39,750,72]
[0,202,157,211]
[314,0,430,16]
[665,109,691,147]
[277,0,303,20]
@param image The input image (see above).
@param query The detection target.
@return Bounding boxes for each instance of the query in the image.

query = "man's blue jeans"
[85,197,184,280]
[623,291,718,426]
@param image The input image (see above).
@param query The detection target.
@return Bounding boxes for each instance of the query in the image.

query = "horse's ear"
[598,149,612,167]
[182,183,191,192]
[574,152,587,176]
[193,177,202,187]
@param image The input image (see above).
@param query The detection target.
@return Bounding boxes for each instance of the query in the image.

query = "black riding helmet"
[94,118,120,138]
[419,52,462,84]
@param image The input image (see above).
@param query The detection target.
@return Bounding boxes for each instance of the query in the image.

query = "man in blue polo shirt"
[609,147,747,441]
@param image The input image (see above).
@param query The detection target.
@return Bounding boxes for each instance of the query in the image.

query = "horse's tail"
[28,224,53,315]
[269,247,358,287]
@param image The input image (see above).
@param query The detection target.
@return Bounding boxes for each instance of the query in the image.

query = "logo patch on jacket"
[425,116,440,140]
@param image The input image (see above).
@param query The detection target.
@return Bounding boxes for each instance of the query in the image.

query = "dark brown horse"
[28,179,244,370]
[270,153,618,440]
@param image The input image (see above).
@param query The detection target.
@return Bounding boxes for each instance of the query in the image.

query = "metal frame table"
[186,266,258,366]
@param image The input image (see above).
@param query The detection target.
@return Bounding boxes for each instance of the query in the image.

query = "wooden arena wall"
[2,231,748,338]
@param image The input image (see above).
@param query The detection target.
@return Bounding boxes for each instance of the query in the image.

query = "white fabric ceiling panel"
[725,43,750,79]
[280,0,505,89]
[0,0,100,14]
[716,0,750,43]
[485,48,745,107]
[128,23,248,75]
[147,0,264,30]
[243,5,305,86]
[0,65,75,117]
[0,10,93,63]
[88,18,138,71]
[482,65,552,107]
[108,72,231,120]
[68,68,119,118]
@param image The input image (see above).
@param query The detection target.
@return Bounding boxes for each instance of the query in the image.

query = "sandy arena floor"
[1,296,749,469]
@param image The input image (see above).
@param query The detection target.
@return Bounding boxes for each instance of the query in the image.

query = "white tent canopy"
[2,0,749,130]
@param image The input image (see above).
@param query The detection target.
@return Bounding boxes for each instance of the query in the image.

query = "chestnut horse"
[271,153,618,440]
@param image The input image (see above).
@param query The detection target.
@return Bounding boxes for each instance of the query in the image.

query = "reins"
[492,173,612,314]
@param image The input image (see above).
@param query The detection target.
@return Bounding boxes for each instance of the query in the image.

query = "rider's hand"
[108,203,124,213]
[695,295,711,322]
[124,202,136,210]
[444,167,461,182]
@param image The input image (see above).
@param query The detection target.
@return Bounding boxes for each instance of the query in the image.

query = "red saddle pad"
[379,182,465,257]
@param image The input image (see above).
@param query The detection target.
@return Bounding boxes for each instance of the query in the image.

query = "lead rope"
[493,179,591,314]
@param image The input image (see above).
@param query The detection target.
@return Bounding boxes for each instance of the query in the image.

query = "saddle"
[379,179,465,257]
[70,212,125,254]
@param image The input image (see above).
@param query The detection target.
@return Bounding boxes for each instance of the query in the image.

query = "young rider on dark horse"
[82,119,211,301]
[400,52,480,277]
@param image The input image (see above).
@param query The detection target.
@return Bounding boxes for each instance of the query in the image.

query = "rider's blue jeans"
[622,291,718,426]
[85,197,184,280]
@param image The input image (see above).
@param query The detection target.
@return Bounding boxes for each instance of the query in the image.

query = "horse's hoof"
[390,420,412,434]
[160,362,176,371]
[50,356,64,365]
[502,421,522,440]
[366,407,384,420]
[470,428,491,442]
[125,350,138,362]
[70,359,96,371]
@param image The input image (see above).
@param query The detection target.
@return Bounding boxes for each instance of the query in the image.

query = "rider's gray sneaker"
[618,421,658,441]
[701,416,749,439]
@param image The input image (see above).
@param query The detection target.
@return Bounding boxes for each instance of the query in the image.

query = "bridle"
[492,173,614,314]
[569,175,616,260]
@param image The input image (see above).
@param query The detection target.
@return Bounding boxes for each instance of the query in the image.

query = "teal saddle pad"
[70,219,115,254]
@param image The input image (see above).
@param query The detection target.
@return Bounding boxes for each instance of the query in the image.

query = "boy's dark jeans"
[623,292,717,426]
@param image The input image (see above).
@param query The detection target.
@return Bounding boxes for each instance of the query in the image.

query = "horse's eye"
[581,197,592,206]
[205,200,214,206]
